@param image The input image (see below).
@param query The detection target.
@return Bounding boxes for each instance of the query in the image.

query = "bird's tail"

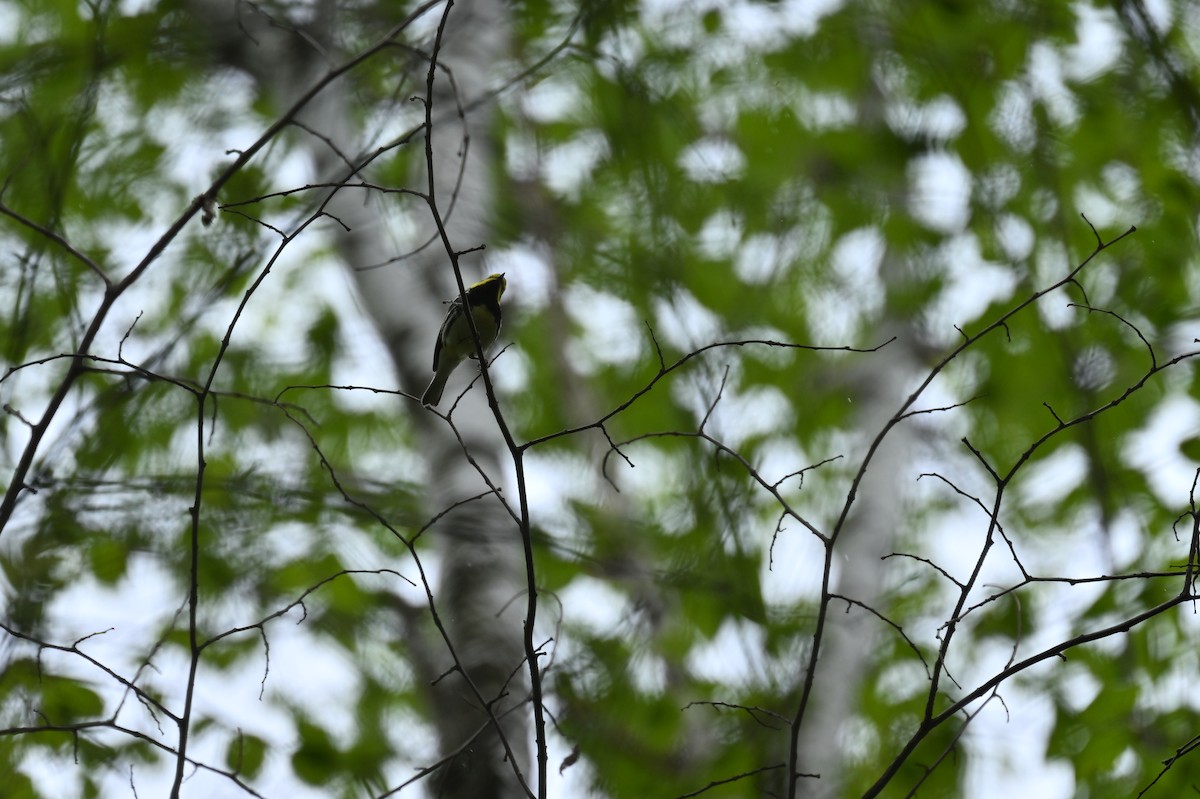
[421,370,450,407]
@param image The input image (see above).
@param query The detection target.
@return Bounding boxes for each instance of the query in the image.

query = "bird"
[421,273,507,407]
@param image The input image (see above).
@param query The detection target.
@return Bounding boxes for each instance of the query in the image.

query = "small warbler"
[421,273,506,407]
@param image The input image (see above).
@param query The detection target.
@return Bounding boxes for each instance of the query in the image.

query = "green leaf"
[292,719,340,786]
[39,678,104,722]
[226,732,267,779]
[87,536,129,585]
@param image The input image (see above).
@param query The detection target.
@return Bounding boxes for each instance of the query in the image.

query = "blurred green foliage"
[2,0,1200,798]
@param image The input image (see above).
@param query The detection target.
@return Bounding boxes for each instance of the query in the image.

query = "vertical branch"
[1184,469,1200,597]
[166,201,320,795]
[170,392,207,799]
[924,476,1005,717]
[512,451,546,797]
[786,539,835,797]
[420,2,545,795]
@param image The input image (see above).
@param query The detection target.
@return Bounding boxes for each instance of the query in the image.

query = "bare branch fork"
[779,219,1200,799]
[0,0,448,537]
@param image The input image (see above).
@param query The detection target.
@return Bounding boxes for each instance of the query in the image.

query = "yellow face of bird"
[469,273,506,301]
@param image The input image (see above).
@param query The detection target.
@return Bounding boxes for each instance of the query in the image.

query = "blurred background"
[2,0,1199,797]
